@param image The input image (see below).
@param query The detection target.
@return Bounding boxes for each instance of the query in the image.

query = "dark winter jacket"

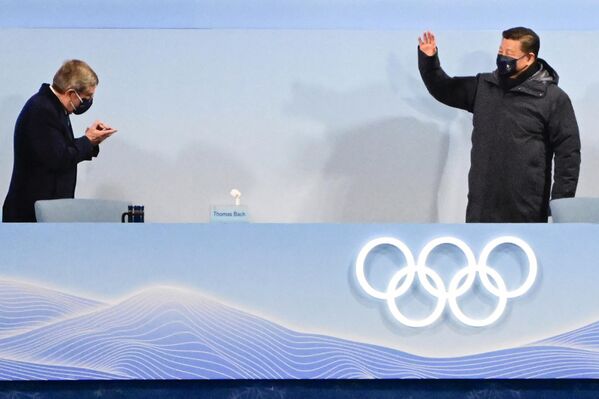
[2,84,99,222]
[418,49,581,222]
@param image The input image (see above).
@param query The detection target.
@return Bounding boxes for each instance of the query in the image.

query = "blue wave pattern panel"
[536,322,599,352]
[0,358,122,380]
[0,280,598,380]
[0,280,105,339]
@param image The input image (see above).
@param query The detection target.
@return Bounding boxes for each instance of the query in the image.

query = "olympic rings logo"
[355,236,538,328]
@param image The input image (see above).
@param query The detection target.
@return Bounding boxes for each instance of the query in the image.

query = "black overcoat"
[3,84,98,222]
[418,50,581,222]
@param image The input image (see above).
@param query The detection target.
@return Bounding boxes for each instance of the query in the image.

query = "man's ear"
[528,53,537,63]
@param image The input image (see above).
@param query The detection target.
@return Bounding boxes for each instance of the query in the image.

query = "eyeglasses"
[72,90,93,102]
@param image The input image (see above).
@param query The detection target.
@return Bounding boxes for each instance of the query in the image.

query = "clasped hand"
[85,120,117,145]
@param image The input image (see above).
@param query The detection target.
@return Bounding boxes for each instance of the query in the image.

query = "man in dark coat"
[418,27,581,222]
[2,60,117,222]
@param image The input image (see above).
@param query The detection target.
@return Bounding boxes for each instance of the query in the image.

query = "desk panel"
[0,224,597,380]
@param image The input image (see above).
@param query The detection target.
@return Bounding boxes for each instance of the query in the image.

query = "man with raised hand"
[418,28,580,222]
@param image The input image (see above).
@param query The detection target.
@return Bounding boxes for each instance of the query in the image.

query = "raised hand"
[418,31,437,56]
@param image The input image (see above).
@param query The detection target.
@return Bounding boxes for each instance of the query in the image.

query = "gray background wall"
[1,2,597,222]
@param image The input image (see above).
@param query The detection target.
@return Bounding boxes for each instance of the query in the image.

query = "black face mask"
[496,54,526,76]
[70,90,93,115]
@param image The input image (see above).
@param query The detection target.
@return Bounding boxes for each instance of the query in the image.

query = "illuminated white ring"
[355,236,537,328]
[386,266,447,328]
[416,237,478,297]
[478,236,538,299]
[448,265,508,327]
[355,237,416,300]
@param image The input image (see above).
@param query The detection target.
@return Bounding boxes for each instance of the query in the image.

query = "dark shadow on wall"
[282,50,473,222]
[78,137,255,222]
[387,53,459,122]
[297,117,448,222]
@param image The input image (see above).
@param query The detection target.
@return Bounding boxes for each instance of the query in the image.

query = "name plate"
[210,205,249,223]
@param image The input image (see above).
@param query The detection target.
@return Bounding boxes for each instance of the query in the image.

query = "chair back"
[35,199,132,222]
[550,197,599,223]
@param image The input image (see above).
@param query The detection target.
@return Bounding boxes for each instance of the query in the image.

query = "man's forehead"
[499,38,523,53]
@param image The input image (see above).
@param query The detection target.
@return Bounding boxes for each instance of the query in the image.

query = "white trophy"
[230,189,242,206]
[210,188,249,222]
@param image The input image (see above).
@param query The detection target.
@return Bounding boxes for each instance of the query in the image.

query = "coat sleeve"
[547,92,581,199]
[418,48,478,112]
[25,106,96,172]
